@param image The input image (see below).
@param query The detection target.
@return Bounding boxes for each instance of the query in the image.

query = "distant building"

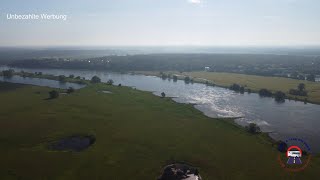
[316,75,320,82]
[204,67,211,71]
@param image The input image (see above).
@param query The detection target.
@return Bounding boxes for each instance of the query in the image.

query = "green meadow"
[0,82,319,179]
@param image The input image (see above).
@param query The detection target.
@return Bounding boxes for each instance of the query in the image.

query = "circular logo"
[277,138,312,172]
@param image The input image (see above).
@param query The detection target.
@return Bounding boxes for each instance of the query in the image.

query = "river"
[1,66,319,152]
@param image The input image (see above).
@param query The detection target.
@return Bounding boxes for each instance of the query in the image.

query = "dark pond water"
[0,75,85,89]
[1,66,319,152]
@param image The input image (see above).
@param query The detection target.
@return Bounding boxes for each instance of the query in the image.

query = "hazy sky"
[0,0,320,46]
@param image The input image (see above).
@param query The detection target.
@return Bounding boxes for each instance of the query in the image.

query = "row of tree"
[1,69,15,77]
[289,83,308,96]
[259,88,286,103]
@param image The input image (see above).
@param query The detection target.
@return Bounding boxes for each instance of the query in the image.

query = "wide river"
[1,66,320,152]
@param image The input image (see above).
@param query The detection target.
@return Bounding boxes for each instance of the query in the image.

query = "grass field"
[136,71,320,104]
[0,82,319,179]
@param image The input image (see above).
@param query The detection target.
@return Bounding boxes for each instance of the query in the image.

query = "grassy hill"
[0,82,318,179]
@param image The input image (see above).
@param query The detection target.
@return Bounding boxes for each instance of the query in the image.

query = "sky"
[0,0,320,46]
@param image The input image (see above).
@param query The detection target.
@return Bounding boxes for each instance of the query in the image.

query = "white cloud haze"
[188,0,201,4]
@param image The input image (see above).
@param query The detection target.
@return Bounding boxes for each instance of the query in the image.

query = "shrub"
[58,75,66,82]
[245,123,261,134]
[2,69,14,77]
[289,89,307,96]
[67,87,75,94]
[184,76,191,84]
[259,89,272,97]
[306,74,315,82]
[161,73,168,80]
[239,86,245,94]
[91,76,101,83]
[161,92,166,98]
[173,75,178,82]
[274,91,286,103]
[229,83,241,91]
[298,83,305,91]
[107,79,114,85]
[49,90,59,99]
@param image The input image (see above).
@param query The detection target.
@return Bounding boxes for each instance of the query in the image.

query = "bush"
[306,74,315,82]
[118,83,122,87]
[107,79,114,85]
[184,76,191,84]
[246,123,261,134]
[161,73,168,80]
[2,69,14,77]
[67,87,75,94]
[161,92,166,98]
[239,86,245,94]
[259,89,272,97]
[173,75,178,82]
[69,74,75,78]
[91,76,101,83]
[289,89,307,96]
[49,90,59,99]
[229,83,245,94]
[229,83,241,91]
[58,75,66,82]
[298,83,305,91]
[274,91,286,103]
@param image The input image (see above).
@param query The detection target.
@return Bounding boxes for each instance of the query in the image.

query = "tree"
[58,75,66,82]
[67,87,75,94]
[35,72,42,75]
[2,69,14,77]
[161,92,166,98]
[289,89,307,96]
[229,83,241,91]
[107,79,114,85]
[118,83,122,87]
[298,83,305,92]
[173,75,178,82]
[246,123,261,134]
[239,86,245,94]
[274,91,286,103]
[69,74,75,78]
[49,90,59,99]
[259,89,272,97]
[297,74,305,80]
[184,76,191,84]
[306,74,315,82]
[91,76,101,83]
[161,73,168,80]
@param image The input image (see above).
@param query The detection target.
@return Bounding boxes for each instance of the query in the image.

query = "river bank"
[133,71,320,105]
